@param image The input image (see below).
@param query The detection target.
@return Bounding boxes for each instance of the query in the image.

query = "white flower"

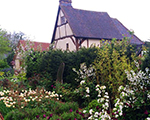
[119,111,123,116]
[118,86,124,91]
[86,87,90,93]
[145,68,149,73]
[96,88,99,91]
[100,98,105,102]
[115,114,119,118]
[88,115,93,119]
[83,110,87,113]
[80,80,85,85]
[89,109,93,114]
[60,95,62,97]
[100,86,106,90]
[94,112,99,118]
[86,94,90,97]
[96,84,100,88]
[104,95,109,99]
[98,94,101,97]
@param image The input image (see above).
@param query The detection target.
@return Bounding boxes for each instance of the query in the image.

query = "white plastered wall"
[55,9,75,51]
[56,37,76,51]
[89,39,100,47]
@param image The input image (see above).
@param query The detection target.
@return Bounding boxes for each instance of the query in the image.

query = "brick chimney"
[59,0,72,6]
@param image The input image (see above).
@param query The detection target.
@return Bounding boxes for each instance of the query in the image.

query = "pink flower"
[144,110,148,115]
[69,109,73,112]
[112,113,115,116]
[36,115,39,118]
[43,114,46,118]
[76,110,79,113]
[96,106,99,110]
[51,85,54,87]
[49,114,53,117]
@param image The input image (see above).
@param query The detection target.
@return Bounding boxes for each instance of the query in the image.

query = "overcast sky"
[0,0,150,43]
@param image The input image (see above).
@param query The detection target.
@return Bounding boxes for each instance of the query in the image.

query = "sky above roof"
[0,0,150,43]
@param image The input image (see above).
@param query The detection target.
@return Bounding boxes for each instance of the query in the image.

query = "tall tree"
[0,28,11,59]
[8,31,26,49]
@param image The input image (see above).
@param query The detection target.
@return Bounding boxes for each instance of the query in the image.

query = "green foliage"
[121,68,150,120]
[0,28,11,58]
[0,59,9,70]
[61,111,83,120]
[93,38,138,107]
[27,72,53,90]
[4,100,82,120]
[88,99,101,110]
[25,47,98,88]
[6,51,15,68]
[25,51,43,77]
[4,107,47,120]
[0,100,14,117]
[141,44,150,71]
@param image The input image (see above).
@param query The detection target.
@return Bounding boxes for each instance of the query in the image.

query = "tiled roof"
[58,5,143,45]
[61,5,123,40]
[112,18,143,45]
[19,40,50,51]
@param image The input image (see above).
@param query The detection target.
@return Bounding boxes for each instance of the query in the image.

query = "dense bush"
[4,100,83,120]
[93,39,139,107]
[0,59,10,70]
[0,100,14,117]
[25,47,98,87]
[141,42,150,71]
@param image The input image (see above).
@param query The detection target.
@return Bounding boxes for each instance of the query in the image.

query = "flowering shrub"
[4,100,84,120]
[0,88,62,109]
[72,62,95,82]
[83,85,111,120]
[72,63,97,107]
[121,68,150,119]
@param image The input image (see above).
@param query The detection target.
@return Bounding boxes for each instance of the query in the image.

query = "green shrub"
[4,101,81,120]
[93,39,139,108]
[4,107,47,120]
[61,111,83,120]
[54,102,78,114]
[25,47,98,88]
[0,59,9,69]
[88,99,101,110]
[0,100,14,117]
[26,72,53,90]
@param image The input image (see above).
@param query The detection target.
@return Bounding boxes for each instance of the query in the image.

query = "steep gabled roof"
[61,5,123,40]
[112,18,143,45]
[52,5,143,45]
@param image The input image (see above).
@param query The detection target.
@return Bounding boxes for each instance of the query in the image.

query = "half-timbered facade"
[51,0,143,51]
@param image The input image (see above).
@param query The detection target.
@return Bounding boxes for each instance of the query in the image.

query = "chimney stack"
[59,0,72,6]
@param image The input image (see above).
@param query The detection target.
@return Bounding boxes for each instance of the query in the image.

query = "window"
[61,16,66,24]
[66,43,69,50]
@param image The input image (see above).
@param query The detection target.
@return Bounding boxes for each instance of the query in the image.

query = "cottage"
[13,40,50,73]
[51,0,143,51]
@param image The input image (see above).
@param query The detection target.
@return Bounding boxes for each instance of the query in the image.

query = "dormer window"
[61,16,66,25]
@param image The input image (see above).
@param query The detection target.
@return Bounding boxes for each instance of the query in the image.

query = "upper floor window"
[61,16,66,25]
